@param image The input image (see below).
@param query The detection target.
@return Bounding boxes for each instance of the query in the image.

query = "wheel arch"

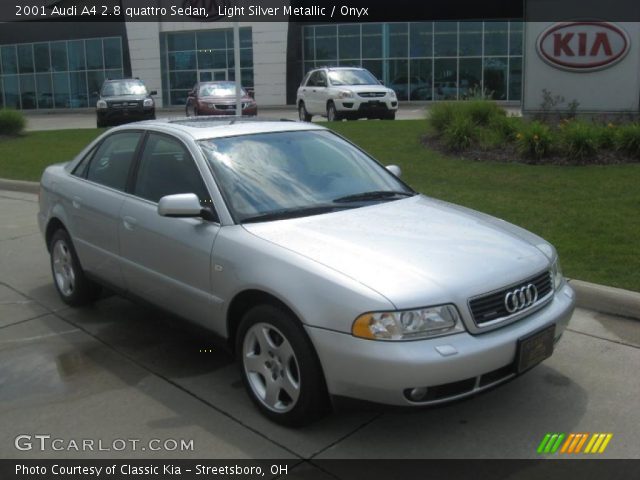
[45,217,68,252]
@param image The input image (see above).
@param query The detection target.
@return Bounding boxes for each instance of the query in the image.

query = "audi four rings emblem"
[504,284,538,313]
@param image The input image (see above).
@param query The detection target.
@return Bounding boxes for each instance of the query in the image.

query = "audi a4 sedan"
[38,118,575,426]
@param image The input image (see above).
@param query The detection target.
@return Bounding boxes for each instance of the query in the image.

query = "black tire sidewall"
[235,304,329,427]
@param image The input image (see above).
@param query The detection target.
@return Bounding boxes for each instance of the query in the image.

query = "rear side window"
[86,132,142,191]
[133,133,211,206]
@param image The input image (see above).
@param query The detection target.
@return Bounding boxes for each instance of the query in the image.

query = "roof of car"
[122,116,326,141]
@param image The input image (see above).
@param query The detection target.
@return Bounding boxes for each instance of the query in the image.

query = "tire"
[96,118,106,128]
[384,112,396,120]
[186,103,198,117]
[49,229,101,307]
[236,304,329,426]
[326,102,340,122]
[298,102,312,122]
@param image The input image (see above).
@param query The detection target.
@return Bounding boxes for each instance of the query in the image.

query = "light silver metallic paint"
[39,119,576,407]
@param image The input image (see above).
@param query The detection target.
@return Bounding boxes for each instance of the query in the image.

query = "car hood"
[334,85,391,94]
[242,195,552,308]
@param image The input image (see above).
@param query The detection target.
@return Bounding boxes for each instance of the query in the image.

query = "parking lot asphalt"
[23,105,429,131]
[1,189,639,465]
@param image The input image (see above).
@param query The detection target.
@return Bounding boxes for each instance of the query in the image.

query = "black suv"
[96,78,157,127]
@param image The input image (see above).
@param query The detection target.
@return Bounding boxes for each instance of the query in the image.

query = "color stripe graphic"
[538,433,613,454]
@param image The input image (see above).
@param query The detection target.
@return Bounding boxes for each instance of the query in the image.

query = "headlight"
[96,100,107,109]
[552,258,564,290]
[337,90,354,99]
[143,98,154,107]
[389,90,397,99]
[352,304,464,341]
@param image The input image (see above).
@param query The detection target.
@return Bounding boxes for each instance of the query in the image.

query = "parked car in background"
[38,117,575,426]
[96,78,156,128]
[185,82,257,117]
[297,67,398,121]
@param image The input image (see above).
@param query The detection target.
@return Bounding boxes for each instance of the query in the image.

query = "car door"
[308,71,329,114]
[118,131,220,327]
[68,131,143,287]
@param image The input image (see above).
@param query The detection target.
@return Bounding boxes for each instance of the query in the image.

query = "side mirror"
[158,193,205,218]
[149,90,158,96]
[386,165,402,177]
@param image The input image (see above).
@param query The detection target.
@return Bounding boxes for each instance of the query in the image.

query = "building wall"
[523,22,640,113]
[126,21,288,108]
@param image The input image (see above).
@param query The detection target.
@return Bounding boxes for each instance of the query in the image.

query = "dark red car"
[185,82,257,117]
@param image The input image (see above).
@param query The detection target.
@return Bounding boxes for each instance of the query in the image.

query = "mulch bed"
[422,134,639,166]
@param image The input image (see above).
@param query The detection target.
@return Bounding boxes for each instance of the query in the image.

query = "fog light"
[408,387,428,401]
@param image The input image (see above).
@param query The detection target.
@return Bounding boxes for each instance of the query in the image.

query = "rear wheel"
[237,304,329,426]
[298,102,312,122]
[327,102,340,122]
[49,229,101,306]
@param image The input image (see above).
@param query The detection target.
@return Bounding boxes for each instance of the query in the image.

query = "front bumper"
[334,97,398,118]
[198,105,258,116]
[97,108,155,124]
[306,282,576,406]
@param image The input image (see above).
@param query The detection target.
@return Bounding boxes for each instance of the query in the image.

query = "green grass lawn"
[1,121,639,291]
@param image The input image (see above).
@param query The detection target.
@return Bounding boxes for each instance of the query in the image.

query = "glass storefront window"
[34,43,50,73]
[302,20,522,102]
[19,74,36,109]
[51,42,68,72]
[68,40,85,71]
[1,46,18,75]
[52,72,70,108]
[484,57,508,100]
[86,39,104,70]
[3,75,20,108]
[434,22,457,57]
[17,44,34,74]
[434,58,457,100]
[410,23,432,58]
[36,73,53,108]
[459,22,482,57]
[162,27,254,105]
[484,22,508,56]
[103,38,122,69]
[69,71,88,108]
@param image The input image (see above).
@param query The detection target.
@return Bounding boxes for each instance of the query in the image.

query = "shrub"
[516,121,554,161]
[428,102,459,132]
[615,123,640,159]
[490,114,522,142]
[466,100,505,127]
[560,120,598,161]
[0,109,26,136]
[443,113,477,151]
[597,122,617,149]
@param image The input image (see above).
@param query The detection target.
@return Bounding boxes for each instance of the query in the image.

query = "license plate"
[516,324,555,373]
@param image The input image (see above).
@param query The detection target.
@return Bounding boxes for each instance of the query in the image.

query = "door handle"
[72,196,81,209]
[122,216,137,230]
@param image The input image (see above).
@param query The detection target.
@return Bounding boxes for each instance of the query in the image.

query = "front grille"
[109,101,140,109]
[213,103,251,110]
[469,271,553,326]
[358,92,385,98]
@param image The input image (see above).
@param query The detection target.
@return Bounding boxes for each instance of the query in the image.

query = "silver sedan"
[38,118,575,426]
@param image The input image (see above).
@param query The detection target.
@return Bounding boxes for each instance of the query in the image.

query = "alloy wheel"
[52,239,75,297]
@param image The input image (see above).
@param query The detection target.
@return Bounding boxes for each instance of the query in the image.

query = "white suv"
[297,67,398,121]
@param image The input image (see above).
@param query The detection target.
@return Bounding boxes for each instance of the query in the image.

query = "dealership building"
[0,1,638,114]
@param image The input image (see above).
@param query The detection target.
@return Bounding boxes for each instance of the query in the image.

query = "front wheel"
[236,304,329,426]
[326,102,340,122]
[49,229,101,306]
[384,112,396,120]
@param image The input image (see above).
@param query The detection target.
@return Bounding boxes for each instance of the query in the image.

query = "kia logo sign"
[537,22,630,72]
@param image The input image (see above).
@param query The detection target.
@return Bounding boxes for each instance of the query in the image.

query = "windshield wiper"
[241,205,353,224]
[333,190,415,203]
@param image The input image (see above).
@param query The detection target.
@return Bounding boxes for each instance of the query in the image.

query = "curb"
[569,279,640,321]
[0,178,39,194]
[0,178,638,321]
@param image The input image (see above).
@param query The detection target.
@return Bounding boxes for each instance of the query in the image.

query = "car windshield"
[199,82,246,97]
[101,80,147,96]
[328,69,380,86]
[199,130,413,223]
